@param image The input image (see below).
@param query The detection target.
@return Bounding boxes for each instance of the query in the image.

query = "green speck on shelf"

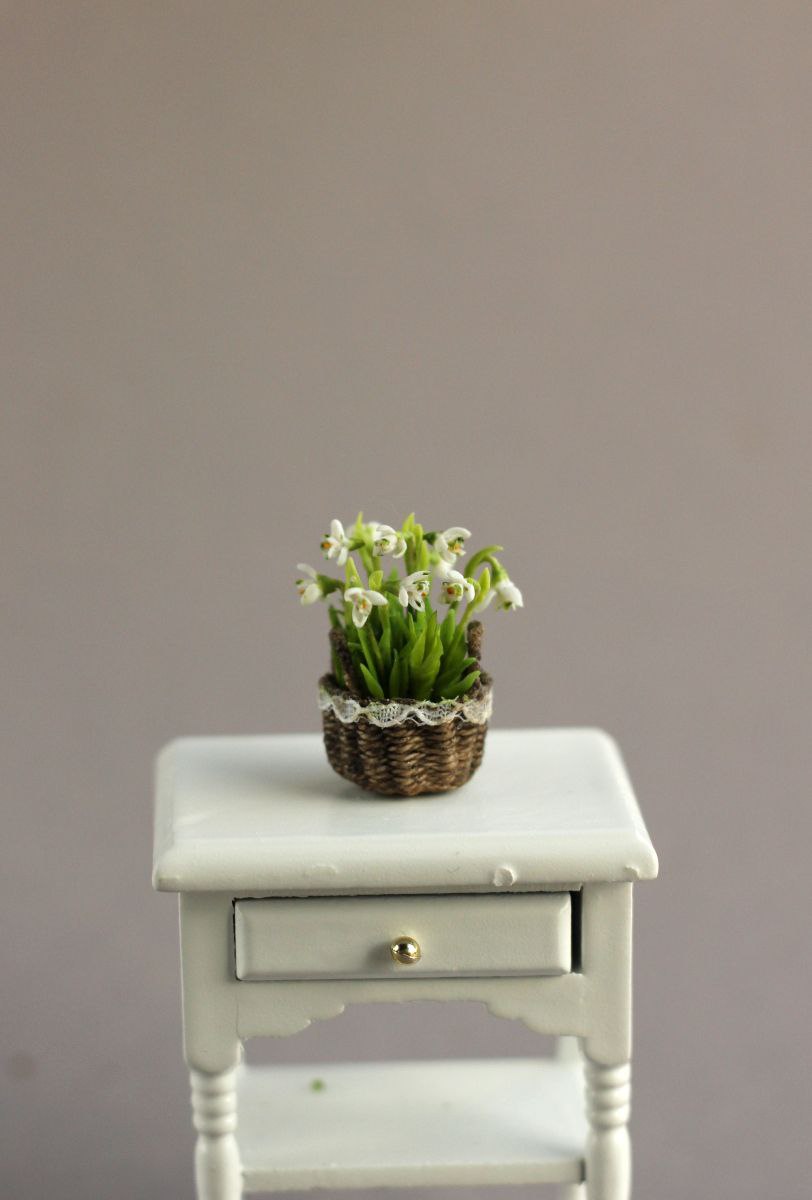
[310,1078,326,1093]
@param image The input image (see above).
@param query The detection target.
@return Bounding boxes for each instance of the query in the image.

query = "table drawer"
[234,892,572,981]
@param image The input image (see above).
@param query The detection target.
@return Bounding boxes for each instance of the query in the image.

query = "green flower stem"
[465,545,503,576]
[449,597,478,647]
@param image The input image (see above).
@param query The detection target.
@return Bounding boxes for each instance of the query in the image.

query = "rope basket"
[320,622,492,797]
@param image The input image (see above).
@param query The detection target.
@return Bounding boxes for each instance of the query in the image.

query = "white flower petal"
[344,587,363,601]
[442,527,471,541]
[337,545,349,565]
[352,605,367,628]
[301,582,321,605]
[496,578,523,609]
[330,518,345,539]
[297,563,318,579]
[368,590,388,605]
[398,586,408,606]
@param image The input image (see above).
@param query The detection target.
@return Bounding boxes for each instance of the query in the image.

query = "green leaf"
[414,649,442,698]
[388,597,407,645]
[409,629,427,670]
[412,526,423,569]
[388,657,401,698]
[397,643,412,696]
[379,621,392,673]
[375,598,389,629]
[358,622,383,678]
[359,663,385,700]
[368,569,383,591]
[439,610,456,650]
[440,635,467,675]
[331,645,345,687]
[440,669,480,699]
[349,644,364,682]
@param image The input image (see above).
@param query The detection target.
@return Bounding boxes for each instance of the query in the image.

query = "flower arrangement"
[296,514,522,705]
[296,514,522,796]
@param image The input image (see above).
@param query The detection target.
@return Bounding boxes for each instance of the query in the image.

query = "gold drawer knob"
[390,936,421,965]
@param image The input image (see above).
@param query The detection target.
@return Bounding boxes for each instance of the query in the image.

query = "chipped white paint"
[154,728,657,1198]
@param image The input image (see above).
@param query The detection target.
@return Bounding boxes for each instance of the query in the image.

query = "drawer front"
[234,893,572,981]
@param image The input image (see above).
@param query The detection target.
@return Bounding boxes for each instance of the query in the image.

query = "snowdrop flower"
[439,569,476,605]
[398,570,431,611]
[494,576,523,611]
[371,523,406,558]
[345,586,388,628]
[295,564,323,605]
[434,526,471,566]
[320,518,352,566]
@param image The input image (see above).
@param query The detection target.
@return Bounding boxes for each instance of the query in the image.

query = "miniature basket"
[319,623,492,797]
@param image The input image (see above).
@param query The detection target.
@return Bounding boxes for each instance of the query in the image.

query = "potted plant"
[295,514,523,796]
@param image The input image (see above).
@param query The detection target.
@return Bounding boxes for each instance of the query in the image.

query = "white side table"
[152,728,658,1199]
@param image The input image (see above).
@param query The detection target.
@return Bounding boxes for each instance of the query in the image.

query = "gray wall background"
[2,4,810,1198]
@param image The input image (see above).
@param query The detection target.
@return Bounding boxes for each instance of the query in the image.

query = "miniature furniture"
[152,728,658,1199]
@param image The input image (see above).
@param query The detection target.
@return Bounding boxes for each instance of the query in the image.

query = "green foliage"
[359,662,385,699]
[300,514,522,703]
[342,594,480,702]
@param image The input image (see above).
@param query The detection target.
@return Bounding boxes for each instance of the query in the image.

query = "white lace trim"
[318,685,492,728]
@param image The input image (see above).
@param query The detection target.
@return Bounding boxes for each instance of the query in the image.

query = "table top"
[152,728,658,894]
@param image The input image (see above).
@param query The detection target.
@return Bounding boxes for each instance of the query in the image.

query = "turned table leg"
[584,1058,631,1200]
[190,1068,242,1200]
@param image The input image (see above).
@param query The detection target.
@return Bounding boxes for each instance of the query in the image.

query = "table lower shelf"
[237,1056,587,1192]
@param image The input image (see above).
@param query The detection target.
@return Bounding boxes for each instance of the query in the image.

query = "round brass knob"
[390,936,421,965]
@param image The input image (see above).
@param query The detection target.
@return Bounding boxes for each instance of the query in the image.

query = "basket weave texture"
[321,622,491,797]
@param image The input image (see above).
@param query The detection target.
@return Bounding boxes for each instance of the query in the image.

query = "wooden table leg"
[191,1067,242,1200]
[584,1058,631,1200]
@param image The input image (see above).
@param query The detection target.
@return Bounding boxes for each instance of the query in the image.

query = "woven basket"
[320,622,492,797]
